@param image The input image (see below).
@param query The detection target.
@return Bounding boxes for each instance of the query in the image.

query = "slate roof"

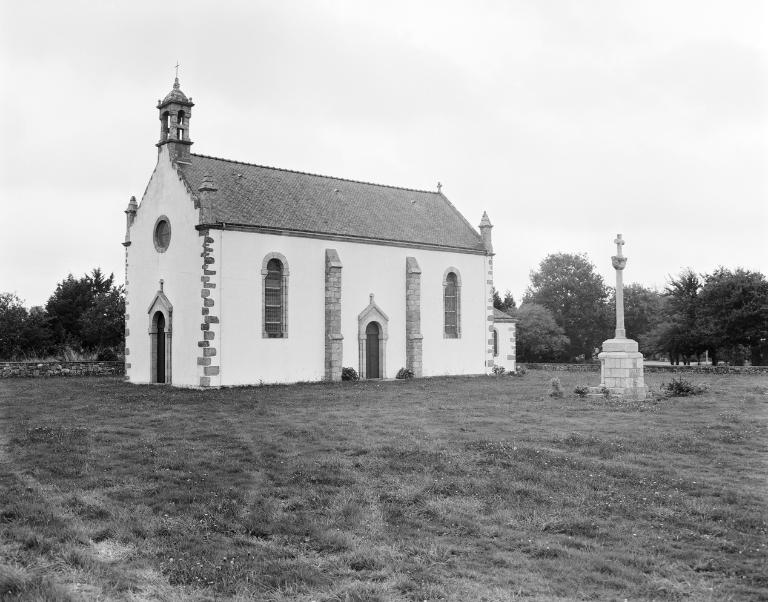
[493,308,516,322]
[182,153,486,253]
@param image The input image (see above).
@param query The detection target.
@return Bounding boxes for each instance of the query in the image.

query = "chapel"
[123,78,516,387]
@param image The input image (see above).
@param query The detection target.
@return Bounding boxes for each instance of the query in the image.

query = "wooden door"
[156,312,165,383]
[366,321,380,379]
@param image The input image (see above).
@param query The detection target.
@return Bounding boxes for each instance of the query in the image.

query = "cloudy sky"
[1,0,766,307]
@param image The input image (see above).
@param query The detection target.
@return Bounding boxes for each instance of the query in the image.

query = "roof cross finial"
[173,61,180,88]
[437,181,442,193]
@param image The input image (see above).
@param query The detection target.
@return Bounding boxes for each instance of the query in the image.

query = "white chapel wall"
[125,147,201,386]
[218,230,489,385]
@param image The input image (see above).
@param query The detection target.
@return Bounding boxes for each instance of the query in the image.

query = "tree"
[46,268,124,352]
[698,268,768,365]
[661,269,705,364]
[492,287,517,314]
[0,293,28,359]
[523,253,610,360]
[22,306,54,357]
[492,287,503,311]
[80,286,125,350]
[515,303,570,362]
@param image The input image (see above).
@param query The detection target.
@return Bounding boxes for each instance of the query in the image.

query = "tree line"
[0,269,124,361]
[495,254,768,366]
[3,257,765,365]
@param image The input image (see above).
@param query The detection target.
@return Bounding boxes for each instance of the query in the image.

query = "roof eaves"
[196,221,487,254]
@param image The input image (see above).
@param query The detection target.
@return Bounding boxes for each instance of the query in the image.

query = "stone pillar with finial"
[479,212,495,372]
[592,234,646,399]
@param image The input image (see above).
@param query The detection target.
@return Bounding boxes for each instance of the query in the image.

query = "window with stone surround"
[493,328,499,356]
[443,268,461,338]
[153,216,171,253]
[262,253,289,338]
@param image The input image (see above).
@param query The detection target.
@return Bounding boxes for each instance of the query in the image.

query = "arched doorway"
[358,294,388,379]
[366,321,381,379]
[148,288,173,384]
[155,312,166,383]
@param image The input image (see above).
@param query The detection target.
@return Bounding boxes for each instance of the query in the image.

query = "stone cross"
[437,182,442,193]
[175,61,180,79]
[611,234,627,339]
[614,234,624,257]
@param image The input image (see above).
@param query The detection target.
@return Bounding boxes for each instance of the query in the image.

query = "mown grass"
[0,372,766,601]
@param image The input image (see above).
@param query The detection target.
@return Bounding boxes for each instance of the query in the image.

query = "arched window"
[443,269,461,338]
[262,253,289,338]
[178,110,185,126]
[161,111,170,140]
[493,328,499,357]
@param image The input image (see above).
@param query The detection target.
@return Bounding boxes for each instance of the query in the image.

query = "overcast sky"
[1,0,766,307]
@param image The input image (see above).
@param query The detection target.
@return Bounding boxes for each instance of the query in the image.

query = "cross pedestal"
[596,338,646,399]
[591,234,646,400]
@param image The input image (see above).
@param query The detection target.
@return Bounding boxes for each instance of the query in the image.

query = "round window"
[153,217,171,252]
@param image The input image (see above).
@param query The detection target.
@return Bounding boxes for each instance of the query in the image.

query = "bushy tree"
[698,268,768,365]
[515,303,570,362]
[23,306,54,357]
[0,293,28,359]
[492,287,516,314]
[660,269,705,364]
[622,284,664,341]
[524,253,610,360]
[0,296,54,359]
[46,268,124,352]
[80,286,125,350]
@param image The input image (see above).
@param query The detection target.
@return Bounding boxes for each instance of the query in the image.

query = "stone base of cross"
[590,338,647,400]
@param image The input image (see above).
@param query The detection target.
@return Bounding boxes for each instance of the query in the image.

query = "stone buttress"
[324,249,343,381]
[405,256,423,377]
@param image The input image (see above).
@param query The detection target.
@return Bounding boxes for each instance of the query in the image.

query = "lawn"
[1,371,766,601]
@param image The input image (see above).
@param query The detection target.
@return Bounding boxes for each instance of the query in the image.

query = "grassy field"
[1,372,766,601]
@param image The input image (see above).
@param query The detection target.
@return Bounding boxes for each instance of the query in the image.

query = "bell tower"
[156,73,194,164]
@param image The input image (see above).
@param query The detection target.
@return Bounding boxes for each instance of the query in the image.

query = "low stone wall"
[0,361,125,378]
[523,363,768,375]
[524,363,599,372]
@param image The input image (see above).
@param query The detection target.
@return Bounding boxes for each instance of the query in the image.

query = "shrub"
[600,386,611,399]
[574,385,589,397]
[491,365,506,376]
[549,377,564,398]
[96,348,118,361]
[395,367,414,380]
[341,367,359,381]
[511,366,527,377]
[661,377,709,397]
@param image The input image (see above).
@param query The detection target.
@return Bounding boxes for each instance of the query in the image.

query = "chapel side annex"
[123,78,516,387]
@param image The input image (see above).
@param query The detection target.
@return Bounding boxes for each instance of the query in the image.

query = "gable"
[180,154,486,253]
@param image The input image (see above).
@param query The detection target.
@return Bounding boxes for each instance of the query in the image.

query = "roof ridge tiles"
[190,152,438,195]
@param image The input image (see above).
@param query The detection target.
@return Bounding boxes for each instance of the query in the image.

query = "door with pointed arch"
[150,310,171,384]
[155,312,166,383]
[366,321,381,379]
